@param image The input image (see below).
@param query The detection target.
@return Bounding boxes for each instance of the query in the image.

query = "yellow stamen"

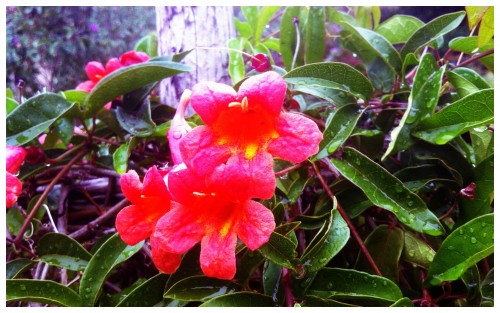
[245,144,258,160]
[227,97,249,112]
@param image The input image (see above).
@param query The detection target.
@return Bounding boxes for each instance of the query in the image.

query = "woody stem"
[311,161,382,276]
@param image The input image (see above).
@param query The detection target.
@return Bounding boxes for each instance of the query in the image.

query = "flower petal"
[190,82,237,126]
[237,71,286,117]
[141,166,169,199]
[153,203,205,254]
[179,126,231,177]
[85,61,105,82]
[267,112,323,163]
[166,164,205,205]
[6,146,26,174]
[75,80,95,93]
[115,204,158,245]
[104,57,122,74]
[210,151,276,200]
[200,231,237,280]
[119,170,143,205]
[150,234,182,274]
[237,200,275,250]
[6,173,22,208]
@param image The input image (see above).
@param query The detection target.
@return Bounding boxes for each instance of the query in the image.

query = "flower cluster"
[6,146,26,208]
[116,71,323,279]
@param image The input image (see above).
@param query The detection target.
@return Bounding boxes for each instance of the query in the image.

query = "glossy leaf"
[116,274,167,306]
[446,71,479,98]
[165,245,202,290]
[280,6,301,70]
[255,6,280,43]
[6,97,18,114]
[6,259,33,279]
[452,68,491,90]
[314,104,364,160]
[375,15,424,44]
[37,232,92,261]
[6,93,75,146]
[480,268,494,306]
[402,231,435,269]
[470,126,493,164]
[391,297,414,307]
[236,249,266,288]
[302,295,356,307]
[164,275,239,302]
[62,89,88,107]
[477,7,493,48]
[113,137,139,174]
[84,61,191,117]
[448,36,493,71]
[394,164,460,192]
[134,33,158,58]
[200,292,275,307]
[383,53,445,158]
[305,7,325,64]
[258,231,297,270]
[426,213,494,286]
[459,154,494,223]
[79,233,143,306]
[263,261,283,304]
[284,62,373,101]
[115,99,155,137]
[38,255,89,271]
[355,225,404,282]
[400,11,466,59]
[465,6,489,30]
[307,268,403,303]
[227,38,246,84]
[414,89,493,145]
[6,279,83,307]
[301,209,349,272]
[331,147,444,236]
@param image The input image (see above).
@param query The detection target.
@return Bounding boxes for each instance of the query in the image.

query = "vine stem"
[311,161,382,276]
[454,48,494,68]
[12,149,88,246]
[275,163,302,177]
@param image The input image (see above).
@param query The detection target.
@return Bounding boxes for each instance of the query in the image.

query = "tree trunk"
[156,6,235,111]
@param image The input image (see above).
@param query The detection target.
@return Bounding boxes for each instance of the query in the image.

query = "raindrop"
[395,185,403,193]
[408,250,415,257]
[470,237,477,244]
[447,245,455,250]
[481,222,487,228]
[382,281,388,286]
[320,258,327,263]
[327,282,334,290]
[85,287,91,293]
[482,233,487,238]
[459,229,464,235]
[20,285,26,291]
[407,201,414,207]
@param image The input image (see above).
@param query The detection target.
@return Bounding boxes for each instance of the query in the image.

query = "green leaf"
[62,89,89,107]
[116,274,167,306]
[255,6,280,43]
[477,7,493,48]
[84,61,191,117]
[452,68,491,89]
[448,36,494,71]
[134,33,158,58]
[480,268,494,306]
[302,295,357,307]
[6,93,75,146]
[164,276,240,302]
[38,255,89,271]
[300,209,349,272]
[79,233,143,306]
[6,259,34,279]
[258,232,297,270]
[234,19,253,38]
[263,37,280,52]
[446,71,479,98]
[375,15,424,44]
[459,154,494,223]
[6,279,83,307]
[402,231,435,269]
[236,249,266,288]
[400,11,466,59]
[414,89,494,145]
[241,6,258,33]
[280,6,302,70]
[115,87,156,137]
[470,126,493,164]
[200,292,275,307]
[331,147,444,236]
[355,225,404,282]
[165,245,202,290]
[113,137,139,174]
[227,38,246,85]
[305,7,325,64]
[314,104,364,160]
[383,53,445,158]
[354,6,374,29]
[262,261,283,304]
[284,62,373,101]
[391,297,415,307]
[465,6,489,30]
[307,268,403,303]
[426,213,494,286]
[6,97,19,114]
[37,232,92,261]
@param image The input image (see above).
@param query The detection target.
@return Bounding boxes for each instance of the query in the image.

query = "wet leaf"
[470,126,493,164]
[228,38,246,84]
[480,268,494,306]
[6,279,82,307]
[426,213,494,286]
[305,7,325,64]
[414,89,493,145]
[6,93,75,146]
[280,6,302,70]
[402,231,436,269]
[446,71,479,98]
[200,292,275,307]
[355,225,404,282]
[6,259,34,279]
[164,276,240,302]
[448,36,493,71]
[302,295,356,307]
[262,261,283,304]
[375,15,424,44]
[391,297,414,307]
[307,267,403,303]
[38,255,89,271]
[254,6,280,43]
[37,232,92,261]
[113,137,139,174]
[258,232,298,270]
[331,147,444,236]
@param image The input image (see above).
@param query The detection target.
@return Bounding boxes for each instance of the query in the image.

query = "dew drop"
[470,237,477,244]
[85,287,91,293]
[459,229,464,235]
[447,245,455,250]
[481,222,486,228]
[327,282,334,290]
[320,258,327,263]
[469,227,474,233]
[482,233,487,238]
[408,250,415,257]
[382,281,388,286]
[395,185,403,193]
[20,285,26,291]
[407,201,414,207]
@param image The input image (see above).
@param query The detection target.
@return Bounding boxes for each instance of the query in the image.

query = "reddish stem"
[275,163,302,177]
[311,161,382,276]
[454,48,494,68]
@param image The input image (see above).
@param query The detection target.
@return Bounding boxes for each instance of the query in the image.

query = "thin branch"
[454,49,494,68]
[311,161,382,276]
[13,149,88,246]
[275,163,303,177]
